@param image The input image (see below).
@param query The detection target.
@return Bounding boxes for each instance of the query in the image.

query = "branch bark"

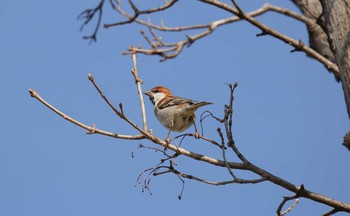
[292,0,335,65]
[318,0,350,119]
[29,70,350,214]
[79,0,340,78]
[34,0,350,214]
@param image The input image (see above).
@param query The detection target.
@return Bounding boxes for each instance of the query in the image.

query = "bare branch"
[79,0,340,80]
[276,185,304,216]
[28,88,144,140]
[30,82,350,212]
[130,51,148,131]
[29,38,350,213]
[323,208,340,216]
[200,0,339,77]
[199,133,225,149]
[116,1,339,79]
[175,172,185,200]
[279,199,300,216]
[120,5,284,61]
[29,87,245,170]
[132,143,177,159]
[170,164,264,186]
[104,0,179,28]
[78,0,107,43]
[90,0,336,78]
[88,74,149,137]
[218,127,237,179]
[343,131,350,151]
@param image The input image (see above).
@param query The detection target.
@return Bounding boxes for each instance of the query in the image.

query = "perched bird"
[144,86,212,144]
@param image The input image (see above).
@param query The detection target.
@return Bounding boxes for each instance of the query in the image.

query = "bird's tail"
[192,101,213,110]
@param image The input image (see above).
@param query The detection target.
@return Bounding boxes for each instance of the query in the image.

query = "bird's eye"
[152,89,159,93]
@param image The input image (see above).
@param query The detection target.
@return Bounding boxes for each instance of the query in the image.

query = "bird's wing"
[158,96,194,110]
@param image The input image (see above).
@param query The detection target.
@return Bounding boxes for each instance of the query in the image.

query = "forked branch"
[79,0,339,78]
[29,52,350,214]
[28,88,144,140]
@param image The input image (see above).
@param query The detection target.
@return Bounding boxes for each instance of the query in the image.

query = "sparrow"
[144,86,212,144]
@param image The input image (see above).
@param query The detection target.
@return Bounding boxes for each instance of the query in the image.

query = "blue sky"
[1,0,349,215]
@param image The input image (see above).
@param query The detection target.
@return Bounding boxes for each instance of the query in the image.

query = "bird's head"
[144,86,172,105]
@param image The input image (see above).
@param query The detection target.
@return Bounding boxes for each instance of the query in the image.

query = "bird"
[144,86,212,145]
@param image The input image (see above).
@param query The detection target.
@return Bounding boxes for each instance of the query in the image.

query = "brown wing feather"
[158,96,194,110]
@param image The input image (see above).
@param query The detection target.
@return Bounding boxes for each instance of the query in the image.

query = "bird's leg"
[193,121,200,139]
[164,123,173,151]
[165,128,172,147]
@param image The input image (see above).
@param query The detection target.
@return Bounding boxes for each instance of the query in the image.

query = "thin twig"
[171,165,263,185]
[281,199,300,216]
[175,173,185,200]
[218,128,237,179]
[78,0,105,43]
[80,0,339,77]
[28,89,144,140]
[132,143,169,158]
[130,51,148,131]
[231,0,338,75]
[29,54,350,213]
[276,185,304,215]
[104,0,179,28]
[88,74,148,137]
[323,208,339,216]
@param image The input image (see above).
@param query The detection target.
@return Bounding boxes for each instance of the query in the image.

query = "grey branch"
[79,0,339,78]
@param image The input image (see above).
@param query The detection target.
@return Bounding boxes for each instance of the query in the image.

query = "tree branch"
[130,51,148,131]
[78,0,107,43]
[28,88,144,140]
[104,0,179,28]
[29,38,350,214]
[111,0,339,79]
[277,197,300,216]
[202,0,339,77]
[79,0,340,79]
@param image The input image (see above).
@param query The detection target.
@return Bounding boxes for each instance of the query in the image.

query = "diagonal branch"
[217,83,350,214]
[199,0,339,77]
[29,83,350,213]
[88,73,150,137]
[104,0,179,28]
[28,86,245,170]
[171,166,264,186]
[278,198,300,216]
[116,1,339,79]
[29,88,144,140]
[130,51,148,131]
[276,185,304,216]
[79,0,339,79]
[29,43,350,214]
[78,0,106,43]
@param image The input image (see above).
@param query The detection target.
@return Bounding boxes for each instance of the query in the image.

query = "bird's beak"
[144,90,151,97]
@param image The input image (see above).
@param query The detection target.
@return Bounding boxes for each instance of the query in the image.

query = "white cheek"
[153,92,166,105]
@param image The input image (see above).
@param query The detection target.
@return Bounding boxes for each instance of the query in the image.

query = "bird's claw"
[194,131,200,139]
[164,138,170,151]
